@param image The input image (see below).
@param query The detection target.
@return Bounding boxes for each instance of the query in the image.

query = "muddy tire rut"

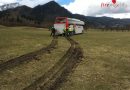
[0,37,58,73]
[24,37,83,90]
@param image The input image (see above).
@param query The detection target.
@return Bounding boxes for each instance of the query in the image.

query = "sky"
[0,0,130,19]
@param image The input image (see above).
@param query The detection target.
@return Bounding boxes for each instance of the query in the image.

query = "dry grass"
[1,26,130,90]
[59,30,130,90]
[0,26,70,90]
[0,26,51,63]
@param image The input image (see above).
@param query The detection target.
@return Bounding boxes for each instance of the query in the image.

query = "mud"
[0,37,58,73]
[23,37,83,90]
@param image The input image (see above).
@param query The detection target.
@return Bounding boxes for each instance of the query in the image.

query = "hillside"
[0,1,130,29]
[0,1,73,27]
[0,3,20,11]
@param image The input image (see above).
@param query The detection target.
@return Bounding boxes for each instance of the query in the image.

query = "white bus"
[54,17,85,35]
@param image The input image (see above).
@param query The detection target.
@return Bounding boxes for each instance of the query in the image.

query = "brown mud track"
[0,37,58,73]
[24,37,83,90]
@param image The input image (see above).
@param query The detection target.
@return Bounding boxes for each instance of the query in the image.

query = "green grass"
[0,26,52,63]
[0,37,70,90]
[59,30,130,90]
[1,26,130,90]
[0,26,70,90]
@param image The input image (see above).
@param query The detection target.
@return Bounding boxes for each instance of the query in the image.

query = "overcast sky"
[0,0,130,19]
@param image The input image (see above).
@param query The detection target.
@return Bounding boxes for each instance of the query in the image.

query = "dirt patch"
[0,37,58,73]
[24,37,83,90]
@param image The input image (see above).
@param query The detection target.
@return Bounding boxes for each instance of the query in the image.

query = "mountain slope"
[0,5,32,26]
[0,1,73,27]
[30,1,73,26]
[0,1,130,28]
[0,3,20,11]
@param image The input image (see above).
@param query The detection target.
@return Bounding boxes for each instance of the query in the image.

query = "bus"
[54,17,85,35]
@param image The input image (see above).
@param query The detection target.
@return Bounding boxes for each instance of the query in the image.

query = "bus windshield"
[55,17,66,23]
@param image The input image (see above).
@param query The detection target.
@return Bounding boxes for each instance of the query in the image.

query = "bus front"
[54,17,68,34]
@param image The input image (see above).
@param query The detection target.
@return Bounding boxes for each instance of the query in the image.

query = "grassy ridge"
[59,30,130,90]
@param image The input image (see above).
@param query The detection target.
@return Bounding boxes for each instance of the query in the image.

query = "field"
[59,30,130,90]
[0,26,51,63]
[0,26,70,90]
[0,26,130,90]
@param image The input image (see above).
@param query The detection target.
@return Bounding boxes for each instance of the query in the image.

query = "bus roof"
[55,17,85,25]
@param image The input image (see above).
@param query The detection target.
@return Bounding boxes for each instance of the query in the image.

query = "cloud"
[0,0,17,4]
[19,0,53,7]
[96,13,130,19]
[0,0,54,7]
[63,0,107,15]
[63,0,130,18]
[0,3,3,6]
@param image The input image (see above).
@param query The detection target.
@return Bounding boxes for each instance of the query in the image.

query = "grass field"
[0,26,70,90]
[0,26,52,63]
[59,30,130,90]
[0,26,130,90]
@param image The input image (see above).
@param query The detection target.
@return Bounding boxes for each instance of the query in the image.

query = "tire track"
[0,37,58,73]
[24,37,83,90]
